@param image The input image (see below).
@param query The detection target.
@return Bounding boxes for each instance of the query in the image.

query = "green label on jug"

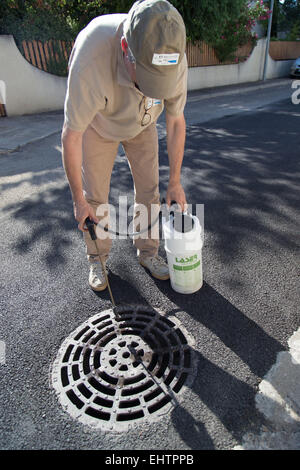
[173,260,200,271]
[175,254,198,264]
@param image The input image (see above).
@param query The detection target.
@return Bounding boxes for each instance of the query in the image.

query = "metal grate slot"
[73,346,83,361]
[117,410,144,421]
[66,389,84,409]
[88,377,116,396]
[93,396,114,408]
[173,373,188,393]
[167,333,178,347]
[82,349,92,375]
[124,373,146,386]
[121,380,154,397]
[160,317,175,328]
[74,326,89,341]
[60,366,69,387]
[62,344,74,363]
[82,330,96,343]
[93,350,101,370]
[72,364,80,381]
[119,398,140,408]
[77,383,92,399]
[156,353,170,379]
[152,331,168,348]
[101,333,117,347]
[92,314,110,325]
[86,407,110,421]
[173,350,181,366]
[98,370,118,386]
[184,349,191,368]
[174,328,188,345]
[144,387,163,402]
[164,369,177,386]
[148,395,172,414]
[90,328,115,345]
[96,320,113,331]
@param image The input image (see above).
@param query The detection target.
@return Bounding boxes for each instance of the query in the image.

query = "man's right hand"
[73,199,99,232]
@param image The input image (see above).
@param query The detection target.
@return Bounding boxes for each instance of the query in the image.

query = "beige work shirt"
[64,14,187,141]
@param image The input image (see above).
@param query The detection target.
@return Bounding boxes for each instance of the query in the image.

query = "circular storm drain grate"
[51,306,197,431]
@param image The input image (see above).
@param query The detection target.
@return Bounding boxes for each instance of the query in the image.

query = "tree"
[171,0,247,43]
[278,0,300,39]
[0,0,76,40]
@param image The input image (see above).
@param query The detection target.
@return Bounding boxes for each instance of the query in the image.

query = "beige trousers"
[82,123,160,262]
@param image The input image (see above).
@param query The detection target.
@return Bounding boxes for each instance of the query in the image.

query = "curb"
[234,327,300,450]
[187,78,292,103]
[0,129,61,155]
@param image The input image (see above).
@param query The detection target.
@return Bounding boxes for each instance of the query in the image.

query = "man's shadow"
[151,279,284,377]
[148,278,283,448]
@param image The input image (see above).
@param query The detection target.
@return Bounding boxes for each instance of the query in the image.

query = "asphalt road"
[0,82,299,450]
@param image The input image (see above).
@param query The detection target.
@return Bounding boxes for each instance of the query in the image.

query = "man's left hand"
[166,182,187,212]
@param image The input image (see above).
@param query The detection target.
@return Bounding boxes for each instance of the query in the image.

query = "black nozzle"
[85,217,97,241]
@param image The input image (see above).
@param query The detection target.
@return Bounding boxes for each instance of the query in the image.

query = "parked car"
[290,57,300,78]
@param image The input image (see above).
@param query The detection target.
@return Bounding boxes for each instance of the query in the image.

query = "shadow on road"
[159,99,300,267]
[6,186,76,269]
[150,279,283,448]
[156,281,284,377]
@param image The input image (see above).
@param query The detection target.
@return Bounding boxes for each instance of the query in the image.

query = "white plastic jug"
[163,210,203,294]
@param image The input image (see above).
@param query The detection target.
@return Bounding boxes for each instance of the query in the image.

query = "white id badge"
[152,53,180,65]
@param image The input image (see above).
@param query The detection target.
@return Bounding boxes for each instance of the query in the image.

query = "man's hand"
[166,181,187,212]
[73,199,99,232]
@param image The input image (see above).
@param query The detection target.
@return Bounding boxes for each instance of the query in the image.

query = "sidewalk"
[0,110,64,154]
[0,77,292,154]
[235,328,300,450]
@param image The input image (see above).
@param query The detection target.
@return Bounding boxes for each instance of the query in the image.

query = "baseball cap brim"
[135,61,178,100]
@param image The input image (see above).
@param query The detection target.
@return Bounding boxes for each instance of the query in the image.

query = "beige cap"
[123,0,186,99]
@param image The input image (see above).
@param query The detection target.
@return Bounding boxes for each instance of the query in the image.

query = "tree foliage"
[0,0,260,40]
[0,0,273,63]
[0,1,76,41]
[278,0,300,39]
[211,1,271,62]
